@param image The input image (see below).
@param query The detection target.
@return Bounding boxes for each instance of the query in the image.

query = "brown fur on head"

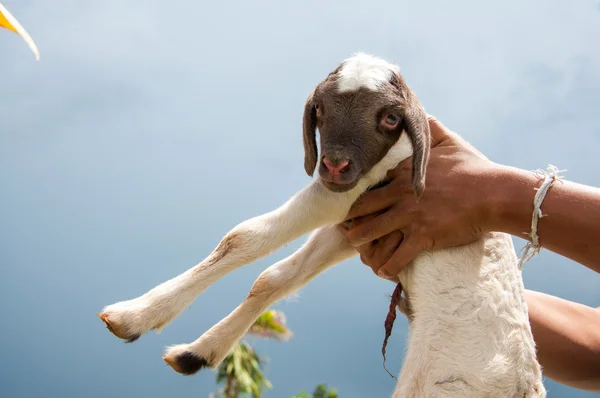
[302,54,430,197]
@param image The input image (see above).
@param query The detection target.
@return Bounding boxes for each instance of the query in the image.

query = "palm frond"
[213,308,293,397]
[215,341,272,398]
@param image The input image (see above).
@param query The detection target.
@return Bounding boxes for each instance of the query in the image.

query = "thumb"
[426,114,452,146]
[377,236,424,279]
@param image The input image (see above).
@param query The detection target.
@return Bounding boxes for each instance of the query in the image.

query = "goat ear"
[403,89,430,199]
[302,91,318,177]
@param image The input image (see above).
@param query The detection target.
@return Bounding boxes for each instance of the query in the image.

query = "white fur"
[101,54,546,397]
[100,135,412,338]
[337,52,398,93]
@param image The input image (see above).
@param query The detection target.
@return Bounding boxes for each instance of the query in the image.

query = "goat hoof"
[97,312,141,343]
[163,350,210,375]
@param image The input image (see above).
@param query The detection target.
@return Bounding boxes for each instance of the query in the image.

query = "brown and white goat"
[98,53,546,397]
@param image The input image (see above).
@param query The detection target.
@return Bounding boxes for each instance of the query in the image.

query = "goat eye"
[384,114,399,125]
[315,103,321,116]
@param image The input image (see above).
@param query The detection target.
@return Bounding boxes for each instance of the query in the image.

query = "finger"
[360,252,378,275]
[337,214,377,234]
[357,241,375,262]
[386,157,416,180]
[356,230,402,276]
[339,212,379,240]
[370,230,404,272]
[346,183,400,220]
[377,236,425,279]
[358,241,379,275]
[426,114,452,146]
[336,223,349,236]
[347,211,381,228]
[347,208,410,248]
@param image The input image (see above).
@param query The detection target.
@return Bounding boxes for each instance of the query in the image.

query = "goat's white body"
[99,134,412,338]
[393,235,544,397]
[100,53,545,396]
[101,134,545,396]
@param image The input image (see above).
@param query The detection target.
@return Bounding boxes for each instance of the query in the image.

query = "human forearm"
[525,290,600,392]
[487,165,600,273]
[343,116,600,278]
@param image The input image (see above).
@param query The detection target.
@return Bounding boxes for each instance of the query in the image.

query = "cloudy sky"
[1,1,599,397]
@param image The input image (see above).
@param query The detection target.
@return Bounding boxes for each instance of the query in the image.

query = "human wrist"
[480,164,540,239]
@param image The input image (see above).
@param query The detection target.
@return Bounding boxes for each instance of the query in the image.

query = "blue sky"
[1,1,599,397]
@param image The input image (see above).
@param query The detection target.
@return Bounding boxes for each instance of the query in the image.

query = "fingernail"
[378,268,392,278]
[350,239,365,248]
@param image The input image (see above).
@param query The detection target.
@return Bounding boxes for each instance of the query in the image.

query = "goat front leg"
[98,182,356,342]
[161,225,357,375]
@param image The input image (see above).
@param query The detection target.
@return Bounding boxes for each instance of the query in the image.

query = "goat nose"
[323,156,349,176]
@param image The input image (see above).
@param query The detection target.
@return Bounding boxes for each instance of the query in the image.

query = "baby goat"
[98,53,546,397]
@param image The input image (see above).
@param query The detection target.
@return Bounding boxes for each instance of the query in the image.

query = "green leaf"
[247,309,293,341]
[213,309,299,397]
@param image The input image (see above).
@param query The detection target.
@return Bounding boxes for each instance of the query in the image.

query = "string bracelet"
[517,164,566,269]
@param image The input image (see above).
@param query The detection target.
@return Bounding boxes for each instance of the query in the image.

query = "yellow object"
[0,2,39,60]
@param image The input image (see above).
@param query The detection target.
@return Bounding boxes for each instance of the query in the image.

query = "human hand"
[341,116,503,279]
[338,213,404,283]
[337,217,413,320]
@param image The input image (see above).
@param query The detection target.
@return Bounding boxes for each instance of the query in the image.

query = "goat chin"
[98,52,546,397]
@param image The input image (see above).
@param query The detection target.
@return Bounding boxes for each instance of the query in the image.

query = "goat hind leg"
[161,225,357,375]
[98,182,352,342]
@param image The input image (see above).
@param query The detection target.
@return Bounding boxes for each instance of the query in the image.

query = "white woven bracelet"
[517,164,565,269]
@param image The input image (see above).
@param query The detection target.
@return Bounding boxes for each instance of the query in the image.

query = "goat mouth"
[319,178,359,193]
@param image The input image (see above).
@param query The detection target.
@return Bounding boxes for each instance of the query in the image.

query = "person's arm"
[525,290,600,392]
[343,116,600,277]
[339,115,600,392]
[489,166,600,274]
[339,217,600,392]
